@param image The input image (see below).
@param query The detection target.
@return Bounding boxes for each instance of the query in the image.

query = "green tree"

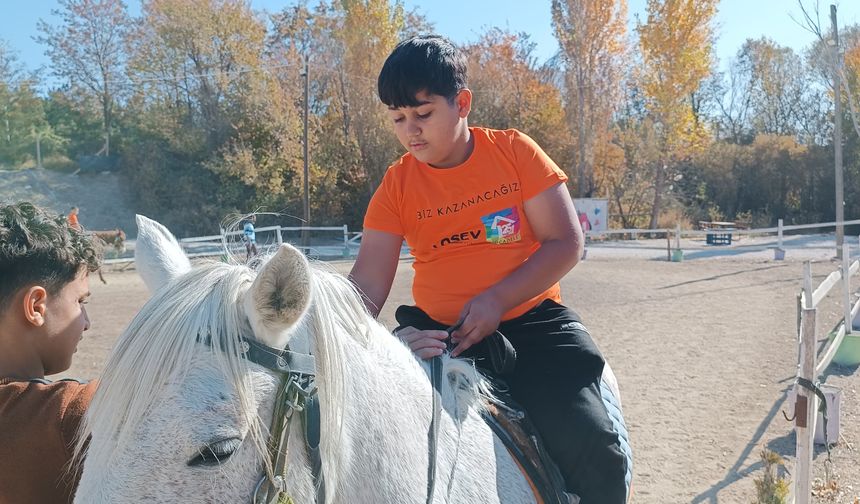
[37,0,131,156]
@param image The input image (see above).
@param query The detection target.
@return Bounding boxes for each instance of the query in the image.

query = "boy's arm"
[348,228,403,318]
[451,182,583,356]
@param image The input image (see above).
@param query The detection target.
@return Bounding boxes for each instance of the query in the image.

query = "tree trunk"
[102,84,111,157]
[36,133,42,169]
[577,79,587,198]
[649,162,666,230]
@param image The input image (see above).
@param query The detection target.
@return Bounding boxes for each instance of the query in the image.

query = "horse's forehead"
[172,355,278,407]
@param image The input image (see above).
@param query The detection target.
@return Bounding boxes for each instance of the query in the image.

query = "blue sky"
[2,0,859,84]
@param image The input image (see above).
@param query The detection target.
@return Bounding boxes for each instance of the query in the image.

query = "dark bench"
[698,221,736,246]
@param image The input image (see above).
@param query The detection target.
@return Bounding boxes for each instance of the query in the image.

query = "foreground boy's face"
[387,89,471,168]
[40,270,91,375]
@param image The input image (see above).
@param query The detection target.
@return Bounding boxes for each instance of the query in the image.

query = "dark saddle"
[482,382,573,504]
[394,305,572,504]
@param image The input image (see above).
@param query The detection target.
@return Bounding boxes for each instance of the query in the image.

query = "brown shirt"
[0,378,97,504]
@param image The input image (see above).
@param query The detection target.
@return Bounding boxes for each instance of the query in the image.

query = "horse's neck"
[318,324,533,504]
[323,328,434,501]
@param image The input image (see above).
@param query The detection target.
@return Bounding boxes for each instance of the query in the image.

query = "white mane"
[72,257,397,500]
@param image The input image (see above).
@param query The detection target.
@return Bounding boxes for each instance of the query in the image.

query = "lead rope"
[425,321,462,504]
[426,354,443,504]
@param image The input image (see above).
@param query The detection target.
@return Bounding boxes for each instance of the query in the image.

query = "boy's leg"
[500,301,628,504]
[393,303,628,502]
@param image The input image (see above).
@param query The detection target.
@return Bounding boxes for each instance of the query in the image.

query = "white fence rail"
[791,243,860,504]
[102,216,860,266]
[176,224,353,260]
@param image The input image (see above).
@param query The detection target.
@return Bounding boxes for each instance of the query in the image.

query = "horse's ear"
[243,244,312,349]
[135,214,192,293]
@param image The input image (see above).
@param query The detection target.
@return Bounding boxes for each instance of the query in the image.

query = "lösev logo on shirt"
[481,207,522,244]
[431,229,483,248]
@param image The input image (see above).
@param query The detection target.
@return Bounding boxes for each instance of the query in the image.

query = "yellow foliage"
[465,30,572,173]
[552,0,628,196]
[637,0,717,157]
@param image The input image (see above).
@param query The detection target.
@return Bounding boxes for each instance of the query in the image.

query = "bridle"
[205,331,325,504]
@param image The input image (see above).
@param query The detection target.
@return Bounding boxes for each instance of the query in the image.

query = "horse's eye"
[187,437,242,467]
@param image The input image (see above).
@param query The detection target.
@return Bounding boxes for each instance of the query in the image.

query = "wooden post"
[666,230,671,262]
[843,243,852,334]
[832,5,845,258]
[794,261,817,504]
[276,226,283,246]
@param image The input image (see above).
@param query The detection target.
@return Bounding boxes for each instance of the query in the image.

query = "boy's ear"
[22,286,48,327]
[456,88,472,118]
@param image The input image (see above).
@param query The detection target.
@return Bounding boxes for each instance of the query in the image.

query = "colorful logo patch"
[481,207,522,244]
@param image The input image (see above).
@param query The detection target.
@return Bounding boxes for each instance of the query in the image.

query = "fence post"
[843,243,852,335]
[778,219,784,250]
[794,261,816,504]
[219,227,228,258]
[276,226,283,246]
[666,231,671,262]
[343,224,349,258]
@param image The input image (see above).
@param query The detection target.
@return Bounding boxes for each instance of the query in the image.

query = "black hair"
[0,202,102,314]
[377,34,467,108]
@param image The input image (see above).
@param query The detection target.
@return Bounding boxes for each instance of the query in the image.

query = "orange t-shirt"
[365,127,568,325]
[68,213,79,229]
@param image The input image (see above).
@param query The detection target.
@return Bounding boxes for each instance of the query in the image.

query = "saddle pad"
[600,377,633,499]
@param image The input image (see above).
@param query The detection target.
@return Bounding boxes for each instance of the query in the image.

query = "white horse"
[73,215,625,503]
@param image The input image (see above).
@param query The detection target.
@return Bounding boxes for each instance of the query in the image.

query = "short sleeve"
[60,380,98,458]
[511,130,568,200]
[363,170,405,236]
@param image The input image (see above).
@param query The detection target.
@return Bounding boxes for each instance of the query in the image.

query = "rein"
[426,321,461,504]
[202,332,324,504]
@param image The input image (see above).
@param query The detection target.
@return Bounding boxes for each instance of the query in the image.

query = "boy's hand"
[395,326,450,360]
[451,291,505,357]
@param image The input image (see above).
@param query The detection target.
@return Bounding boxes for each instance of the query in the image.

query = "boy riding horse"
[349,35,628,503]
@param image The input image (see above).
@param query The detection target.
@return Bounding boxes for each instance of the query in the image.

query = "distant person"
[67,206,81,231]
[243,215,258,260]
[0,201,102,503]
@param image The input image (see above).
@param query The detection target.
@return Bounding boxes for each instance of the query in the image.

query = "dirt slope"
[0,168,137,235]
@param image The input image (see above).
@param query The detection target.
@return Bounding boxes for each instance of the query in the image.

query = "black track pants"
[395,300,628,504]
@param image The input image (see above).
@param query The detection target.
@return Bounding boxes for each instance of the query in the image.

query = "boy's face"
[387,89,472,168]
[37,270,91,375]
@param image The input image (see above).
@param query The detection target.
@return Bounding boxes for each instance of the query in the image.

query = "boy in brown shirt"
[0,201,102,503]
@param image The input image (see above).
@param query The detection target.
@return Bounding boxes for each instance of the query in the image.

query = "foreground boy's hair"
[377,34,467,108]
[0,202,101,313]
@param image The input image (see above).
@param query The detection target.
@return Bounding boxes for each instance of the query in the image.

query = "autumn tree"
[464,29,572,171]
[338,0,411,192]
[36,0,131,156]
[637,0,718,228]
[551,0,627,197]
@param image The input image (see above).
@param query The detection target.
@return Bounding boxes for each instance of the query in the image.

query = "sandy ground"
[61,237,860,503]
